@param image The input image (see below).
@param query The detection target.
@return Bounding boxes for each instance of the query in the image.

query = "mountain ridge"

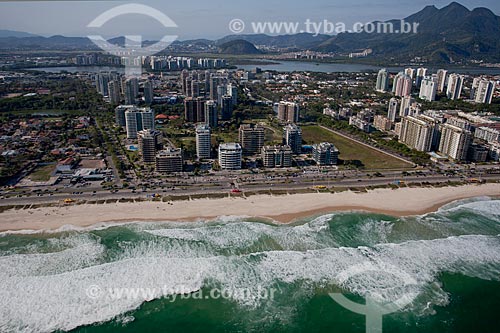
[0,2,498,63]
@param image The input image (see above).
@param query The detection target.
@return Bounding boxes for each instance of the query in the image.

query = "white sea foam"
[146,214,336,251]
[1,200,500,332]
[437,197,499,217]
[1,232,499,332]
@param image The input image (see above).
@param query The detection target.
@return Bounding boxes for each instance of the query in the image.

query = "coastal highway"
[1,173,499,207]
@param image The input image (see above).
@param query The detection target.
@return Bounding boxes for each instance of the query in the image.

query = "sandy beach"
[0,184,498,232]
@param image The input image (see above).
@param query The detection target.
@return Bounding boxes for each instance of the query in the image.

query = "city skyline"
[0,0,499,40]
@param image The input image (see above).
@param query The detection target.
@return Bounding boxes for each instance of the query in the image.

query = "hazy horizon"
[0,0,499,40]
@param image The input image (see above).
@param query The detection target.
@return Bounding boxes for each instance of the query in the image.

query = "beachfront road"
[1,173,499,207]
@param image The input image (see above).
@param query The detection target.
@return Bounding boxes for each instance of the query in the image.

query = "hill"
[316,2,500,62]
[218,40,263,55]
[216,33,330,49]
[0,30,39,38]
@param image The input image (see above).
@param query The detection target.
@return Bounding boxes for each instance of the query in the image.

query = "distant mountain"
[0,2,498,63]
[316,2,500,62]
[0,35,97,51]
[216,33,330,49]
[218,40,263,55]
[0,30,39,38]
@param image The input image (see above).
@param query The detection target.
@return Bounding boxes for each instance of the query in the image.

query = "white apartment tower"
[218,143,242,170]
[446,74,464,100]
[438,124,472,161]
[387,98,399,122]
[196,124,212,160]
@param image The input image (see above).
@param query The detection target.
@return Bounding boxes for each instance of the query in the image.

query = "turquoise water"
[1,197,500,332]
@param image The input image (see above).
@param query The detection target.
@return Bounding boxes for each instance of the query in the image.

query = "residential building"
[404,68,415,79]
[218,143,242,170]
[399,96,417,118]
[419,76,437,101]
[393,72,412,97]
[438,124,472,161]
[143,80,154,105]
[138,129,162,163]
[468,144,489,162]
[415,67,428,88]
[387,98,399,122]
[376,68,389,92]
[489,142,500,161]
[312,142,339,165]
[196,124,211,159]
[125,107,154,139]
[446,116,472,131]
[475,80,496,104]
[204,100,218,128]
[108,80,121,105]
[374,115,393,132]
[261,145,293,168]
[184,97,205,123]
[349,116,372,133]
[283,124,302,154]
[475,127,499,144]
[220,95,234,121]
[124,78,138,105]
[239,124,265,155]
[191,80,200,98]
[446,74,464,100]
[399,115,437,152]
[277,101,300,123]
[156,148,183,173]
[227,83,238,105]
[436,69,448,93]
[115,105,135,127]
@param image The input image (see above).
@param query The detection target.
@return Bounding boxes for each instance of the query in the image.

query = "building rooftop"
[219,143,241,150]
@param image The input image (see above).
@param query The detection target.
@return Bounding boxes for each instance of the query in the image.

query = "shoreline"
[0,184,498,232]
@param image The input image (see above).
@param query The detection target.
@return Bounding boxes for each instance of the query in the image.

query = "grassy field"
[301,125,413,170]
[29,164,55,181]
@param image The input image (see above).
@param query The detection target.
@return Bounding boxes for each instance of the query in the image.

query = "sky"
[0,0,499,40]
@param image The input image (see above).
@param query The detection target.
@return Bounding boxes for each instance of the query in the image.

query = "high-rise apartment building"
[124,78,138,105]
[404,68,415,80]
[438,124,472,161]
[143,80,154,105]
[415,67,428,88]
[125,107,155,139]
[399,96,418,118]
[419,76,438,101]
[376,68,389,92]
[239,124,265,155]
[184,97,206,123]
[399,115,437,152]
[387,98,399,122]
[196,124,211,159]
[204,100,218,128]
[115,105,135,126]
[156,148,183,173]
[474,80,496,104]
[283,124,303,154]
[261,145,293,168]
[220,95,234,121]
[393,73,412,97]
[218,143,242,170]
[277,101,300,123]
[446,74,464,100]
[436,69,448,93]
[138,129,162,163]
[108,80,121,105]
[312,142,339,165]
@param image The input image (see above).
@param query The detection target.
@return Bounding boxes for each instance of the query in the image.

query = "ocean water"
[1,197,500,333]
